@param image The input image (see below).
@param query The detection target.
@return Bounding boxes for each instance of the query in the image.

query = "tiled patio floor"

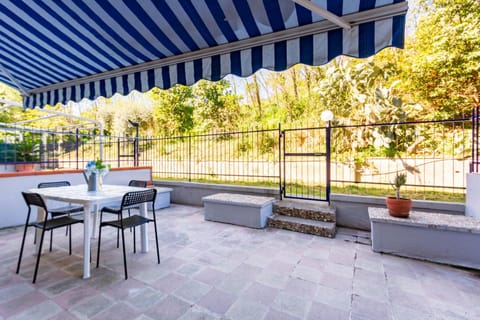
[1,204,479,320]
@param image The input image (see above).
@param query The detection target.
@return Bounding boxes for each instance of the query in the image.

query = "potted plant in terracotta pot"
[386,172,412,218]
[15,139,40,172]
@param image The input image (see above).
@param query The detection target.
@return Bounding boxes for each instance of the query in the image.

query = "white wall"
[0,167,151,228]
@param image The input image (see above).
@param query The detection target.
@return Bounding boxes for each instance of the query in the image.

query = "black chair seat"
[97,188,160,279]
[49,204,83,215]
[37,181,84,252]
[17,192,84,283]
[31,216,83,230]
[101,215,152,230]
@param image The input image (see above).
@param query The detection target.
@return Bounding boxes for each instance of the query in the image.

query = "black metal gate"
[281,126,331,202]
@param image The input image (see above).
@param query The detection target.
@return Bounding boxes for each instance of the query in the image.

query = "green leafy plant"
[15,140,40,162]
[392,173,407,199]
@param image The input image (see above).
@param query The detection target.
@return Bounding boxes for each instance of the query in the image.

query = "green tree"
[404,0,480,117]
[193,79,241,133]
[149,85,194,136]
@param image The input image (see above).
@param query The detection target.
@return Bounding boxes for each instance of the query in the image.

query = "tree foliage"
[404,0,480,117]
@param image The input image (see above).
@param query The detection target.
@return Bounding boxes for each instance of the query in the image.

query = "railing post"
[278,123,282,200]
[326,121,331,204]
[117,138,120,168]
[75,129,79,170]
[188,134,192,182]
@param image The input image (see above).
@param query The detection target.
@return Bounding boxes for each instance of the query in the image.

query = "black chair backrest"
[128,180,147,188]
[22,192,47,211]
[121,189,156,209]
[38,181,71,188]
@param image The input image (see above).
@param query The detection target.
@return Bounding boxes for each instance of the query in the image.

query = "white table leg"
[83,203,91,279]
[140,202,149,253]
[91,204,99,239]
[35,207,46,255]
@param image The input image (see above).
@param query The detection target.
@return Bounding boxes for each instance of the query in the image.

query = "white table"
[29,184,149,279]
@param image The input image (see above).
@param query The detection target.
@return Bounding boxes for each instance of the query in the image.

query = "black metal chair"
[17,192,84,283]
[37,181,83,251]
[106,180,148,248]
[96,188,160,279]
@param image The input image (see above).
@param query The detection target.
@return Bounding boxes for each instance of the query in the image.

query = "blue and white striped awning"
[0,0,407,109]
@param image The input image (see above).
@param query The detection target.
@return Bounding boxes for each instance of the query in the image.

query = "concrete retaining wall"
[153,181,465,231]
[152,181,280,206]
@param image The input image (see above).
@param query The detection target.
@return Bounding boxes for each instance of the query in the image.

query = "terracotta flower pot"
[386,197,412,218]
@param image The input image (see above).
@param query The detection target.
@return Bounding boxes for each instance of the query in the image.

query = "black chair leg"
[128,209,132,232]
[32,229,46,284]
[50,229,54,252]
[16,223,29,274]
[133,226,136,254]
[121,228,128,279]
[96,226,103,268]
[153,220,160,264]
[116,215,121,248]
[68,226,72,255]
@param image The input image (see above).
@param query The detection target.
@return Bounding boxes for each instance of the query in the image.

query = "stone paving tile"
[351,294,392,320]
[324,262,354,279]
[174,280,211,303]
[314,284,352,311]
[0,291,48,319]
[70,294,114,319]
[125,286,164,312]
[40,277,83,297]
[151,272,189,294]
[255,270,289,289]
[390,304,435,320]
[217,274,253,295]
[272,291,311,319]
[1,204,480,320]
[241,282,279,306]
[8,300,62,320]
[193,267,227,286]
[225,299,268,320]
[91,302,140,320]
[318,272,352,291]
[53,284,101,309]
[197,288,236,315]
[176,263,204,276]
[264,308,301,320]
[291,265,323,283]
[307,301,350,320]
[178,305,220,320]
[145,295,191,320]
[353,278,389,303]
[0,283,34,304]
[283,277,317,299]
[266,260,296,275]
[48,310,79,320]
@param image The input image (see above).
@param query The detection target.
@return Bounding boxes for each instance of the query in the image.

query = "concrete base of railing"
[152,181,465,231]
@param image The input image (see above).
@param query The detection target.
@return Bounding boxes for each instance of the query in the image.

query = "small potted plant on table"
[386,173,412,218]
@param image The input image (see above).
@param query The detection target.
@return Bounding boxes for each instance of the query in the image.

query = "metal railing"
[0,116,473,201]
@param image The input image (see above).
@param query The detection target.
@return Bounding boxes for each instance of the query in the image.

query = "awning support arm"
[0,63,29,96]
[291,0,351,30]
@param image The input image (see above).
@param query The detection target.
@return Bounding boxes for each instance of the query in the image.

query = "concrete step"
[268,214,336,238]
[273,199,336,222]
